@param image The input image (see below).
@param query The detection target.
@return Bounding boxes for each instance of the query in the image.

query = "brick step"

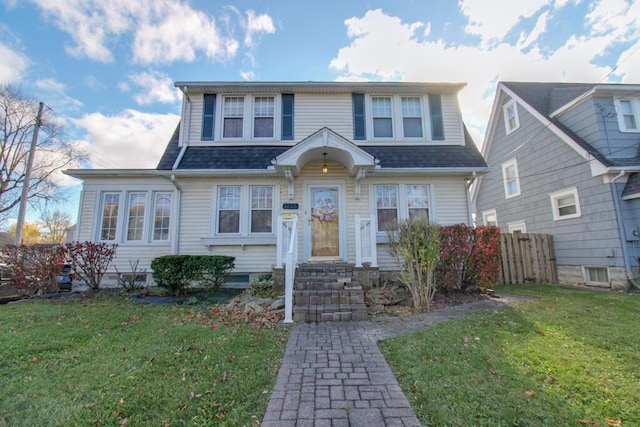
[293,303,368,322]
[294,288,364,305]
[295,279,360,291]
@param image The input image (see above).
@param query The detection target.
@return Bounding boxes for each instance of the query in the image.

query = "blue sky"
[1,0,640,223]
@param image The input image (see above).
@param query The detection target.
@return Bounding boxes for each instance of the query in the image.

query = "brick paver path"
[262,295,530,426]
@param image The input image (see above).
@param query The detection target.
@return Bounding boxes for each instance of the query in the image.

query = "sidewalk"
[261,295,530,426]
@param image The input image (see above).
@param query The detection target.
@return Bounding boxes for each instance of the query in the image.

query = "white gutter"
[465,171,477,226]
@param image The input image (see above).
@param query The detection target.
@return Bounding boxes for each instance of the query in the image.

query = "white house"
[65,81,487,291]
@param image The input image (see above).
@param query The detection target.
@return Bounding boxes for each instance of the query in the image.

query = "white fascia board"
[63,168,280,180]
[369,167,489,176]
[500,85,605,169]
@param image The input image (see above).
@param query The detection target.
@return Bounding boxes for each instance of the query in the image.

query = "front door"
[309,186,341,259]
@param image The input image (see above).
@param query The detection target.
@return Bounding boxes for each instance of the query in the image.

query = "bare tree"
[39,208,72,243]
[0,85,86,226]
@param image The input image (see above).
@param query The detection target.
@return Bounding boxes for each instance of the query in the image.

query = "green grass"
[381,284,640,427]
[0,294,290,426]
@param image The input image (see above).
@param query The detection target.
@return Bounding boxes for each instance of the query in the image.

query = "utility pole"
[14,101,44,246]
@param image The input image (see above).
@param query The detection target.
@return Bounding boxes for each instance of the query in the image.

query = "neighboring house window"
[372,97,393,138]
[100,193,120,241]
[201,94,216,140]
[281,94,294,140]
[153,192,172,241]
[352,93,366,140]
[550,187,581,220]
[374,184,432,232]
[253,96,274,138]
[250,186,273,233]
[583,266,609,285]
[482,209,497,227]
[223,97,244,138]
[217,186,241,233]
[503,99,520,134]
[502,158,521,198]
[401,97,423,138]
[508,220,526,233]
[614,98,639,132]
[428,94,444,140]
[126,192,146,241]
[375,185,398,231]
[406,184,429,220]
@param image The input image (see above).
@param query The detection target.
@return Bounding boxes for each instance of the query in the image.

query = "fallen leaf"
[577,420,601,426]
[524,389,535,398]
[537,330,546,336]
[119,399,124,405]
[545,375,554,383]
[31,357,39,363]
[486,358,493,366]
[605,418,621,427]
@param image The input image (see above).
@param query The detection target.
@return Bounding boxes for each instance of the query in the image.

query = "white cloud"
[244,10,276,48]
[29,0,273,65]
[517,11,549,49]
[0,41,29,83]
[33,77,83,112]
[72,110,180,169]
[126,70,180,105]
[330,7,628,144]
[460,0,551,43]
[586,0,636,39]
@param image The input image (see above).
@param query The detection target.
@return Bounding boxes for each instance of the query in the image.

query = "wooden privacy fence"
[500,233,557,284]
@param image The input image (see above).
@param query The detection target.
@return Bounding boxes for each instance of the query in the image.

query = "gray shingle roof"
[157,124,487,171]
[502,82,640,168]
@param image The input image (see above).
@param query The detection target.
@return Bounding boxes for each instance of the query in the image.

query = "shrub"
[468,226,502,291]
[436,224,475,293]
[60,241,118,291]
[150,255,235,296]
[248,273,276,297]
[0,245,64,296]
[385,219,441,311]
[114,259,147,294]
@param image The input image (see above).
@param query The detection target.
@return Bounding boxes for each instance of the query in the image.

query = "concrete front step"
[293,303,368,322]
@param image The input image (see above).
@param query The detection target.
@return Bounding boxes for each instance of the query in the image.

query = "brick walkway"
[261,295,530,426]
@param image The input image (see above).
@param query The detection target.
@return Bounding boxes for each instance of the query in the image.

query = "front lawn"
[381,284,640,426]
[0,294,290,426]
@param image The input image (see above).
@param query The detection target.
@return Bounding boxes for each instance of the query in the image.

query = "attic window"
[614,98,639,132]
[503,99,520,135]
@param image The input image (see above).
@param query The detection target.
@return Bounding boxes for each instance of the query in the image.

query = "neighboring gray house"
[474,81,640,290]
[65,81,487,287]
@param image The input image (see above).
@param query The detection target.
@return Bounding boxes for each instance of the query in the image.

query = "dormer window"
[223,96,244,138]
[614,98,639,132]
[401,97,423,138]
[372,97,393,138]
[253,96,274,138]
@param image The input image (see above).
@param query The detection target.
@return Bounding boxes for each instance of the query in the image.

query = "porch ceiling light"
[322,152,328,174]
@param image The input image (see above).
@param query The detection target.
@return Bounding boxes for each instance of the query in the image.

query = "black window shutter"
[202,94,216,140]
[281,94,294,140]
[429,94,444,140]
[353,93,366,140]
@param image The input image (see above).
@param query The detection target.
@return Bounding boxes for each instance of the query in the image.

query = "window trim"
[503,99,520,135]
[614,98,640,133]
[96,189,174,244]
[212,184,277,237]
[507,220,526,233]
[582,265,610,286]
[502,158,521,199]
[482,209,497,227]
[372,183,434,234]
[550,187,581,220]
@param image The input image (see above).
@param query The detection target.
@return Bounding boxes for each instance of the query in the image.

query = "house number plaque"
[282,203,299,210]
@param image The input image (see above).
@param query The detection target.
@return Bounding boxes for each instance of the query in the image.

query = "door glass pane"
[311,188,339,257]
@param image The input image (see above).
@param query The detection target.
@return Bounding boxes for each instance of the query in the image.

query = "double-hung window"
[374,184,431,232]
[217,186,241,233]
[502,158,521,198]
[550,188,581,220]
[215,185,275,235]
[503,99,520,134]
[372,97,393,138]
[614,98,639,132]
[100,193,120,241]
[254,96,274,138]
[126,192,146,241]
[401,97,423,138]
[223,97,244,138]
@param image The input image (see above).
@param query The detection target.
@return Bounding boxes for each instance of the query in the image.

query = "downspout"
[169,174,182,255]
[465,172,477,226]
[609,170,637,288]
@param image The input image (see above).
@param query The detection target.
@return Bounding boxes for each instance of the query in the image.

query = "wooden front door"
[309,186,340,259]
